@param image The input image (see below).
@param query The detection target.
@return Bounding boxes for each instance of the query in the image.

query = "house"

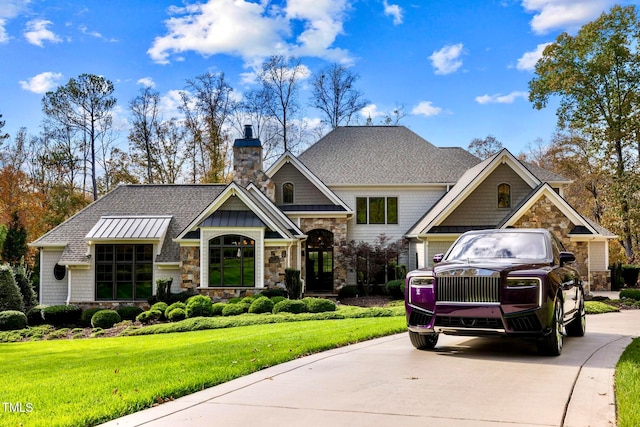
[30,126,615,307]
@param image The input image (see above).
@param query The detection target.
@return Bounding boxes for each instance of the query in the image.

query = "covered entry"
[306,229,334,292]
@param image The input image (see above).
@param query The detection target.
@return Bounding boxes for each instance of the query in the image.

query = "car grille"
[435,316,503,329]
[409,309,433,327]
[506,314,542,332]
[436,276,500,303]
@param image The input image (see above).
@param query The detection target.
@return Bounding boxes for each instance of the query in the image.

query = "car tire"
[566,291,586,337]
[537,299,564,356]
[409,331,438,350]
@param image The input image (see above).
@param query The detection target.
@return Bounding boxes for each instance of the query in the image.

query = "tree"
[13,261,37,312]
[310,63,368,128]
[259,55,306,152]
[0,265,24,312]
[42,74,117,200]
[468,135,503,160]
[1,211,28,264]
[528,5,640,262]
[129,87,161,183]
[0,113,9,143]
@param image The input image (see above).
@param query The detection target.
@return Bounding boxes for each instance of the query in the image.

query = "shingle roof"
[31,185,227,264]
[298,126,480,185]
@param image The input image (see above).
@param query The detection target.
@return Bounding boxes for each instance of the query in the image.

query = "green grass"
[616,338,640,427]
[585,300,620,314]
[0,316,406,427]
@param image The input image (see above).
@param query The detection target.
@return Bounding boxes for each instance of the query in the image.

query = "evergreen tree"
[1,211,27,264]
[13,261,37,312]
[0,264,24,312]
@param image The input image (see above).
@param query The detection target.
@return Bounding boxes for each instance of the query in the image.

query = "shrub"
[303,297,336,313]
[620,289,640,301]
[385,280,404,300]
[164,302,186,319]
[168,290,195,303]
[0,264,24,312]
[167,307,187,322]
[136,309,162,324]
[150,302,169,318]
[260,288,288,298]
[117,306,144,321]
[42,304,82,327]
[0,310,27,331]
[621,265,640,287]
[284,268,302,299]
[228,297,242,304]
[185,295,214,318]
[80,308,103,327]
[13,263,37,312]
[91,310,121,329]
[241,296,256,304]
[222,303,247,316]
[273,299,307,314]
[270,296,286,305]
[26,305,46,326]
[248,296,274,314]
[211,302,226,316]
[338,285,359,299]
[155,278,173,303]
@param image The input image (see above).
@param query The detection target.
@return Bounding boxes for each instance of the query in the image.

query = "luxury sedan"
[405,228,586,356]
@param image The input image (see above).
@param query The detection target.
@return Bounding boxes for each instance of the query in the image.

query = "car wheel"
[409,331,439,350]
[537,299,564,356]
[566,292,586,337]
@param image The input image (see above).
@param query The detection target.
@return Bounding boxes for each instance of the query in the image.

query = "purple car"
[405,228,586,356]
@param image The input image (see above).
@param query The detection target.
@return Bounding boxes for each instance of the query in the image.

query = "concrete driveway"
[101,310,640,427]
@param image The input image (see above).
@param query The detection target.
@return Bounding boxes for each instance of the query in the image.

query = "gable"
[271,162,334,205]
[441,164,534,227]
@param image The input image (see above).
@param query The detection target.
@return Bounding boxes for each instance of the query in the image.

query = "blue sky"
[0,0,636,155]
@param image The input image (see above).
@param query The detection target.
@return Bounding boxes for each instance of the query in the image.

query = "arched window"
[209,235,255,287]
[498,183,511,208]
[283,182,294,204]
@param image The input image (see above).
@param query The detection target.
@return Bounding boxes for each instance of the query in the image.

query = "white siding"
[155,267,182,294]
[589,241,607,271]
[39,249,67,305]
[334,187,447,243]
[69,267,94,302]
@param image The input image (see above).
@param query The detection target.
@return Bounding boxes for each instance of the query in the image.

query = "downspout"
[66,268,71,305]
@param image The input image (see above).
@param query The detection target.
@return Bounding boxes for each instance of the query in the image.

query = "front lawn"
[0,316,405,427]
[616,338,640,427]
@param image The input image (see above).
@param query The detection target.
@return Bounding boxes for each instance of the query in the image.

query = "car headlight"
[506,278,541,288]
[410,277,434,288]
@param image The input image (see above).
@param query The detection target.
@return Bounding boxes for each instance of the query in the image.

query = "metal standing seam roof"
[199,211,265,228]
[86,216,172,240]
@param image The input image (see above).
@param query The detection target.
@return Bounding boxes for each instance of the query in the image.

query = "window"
[356,197,398,224]
[53,263,66,281]
[283,182,294,204]
[498,183,511,208]
[95,244,153,300]
[209,235,255,287]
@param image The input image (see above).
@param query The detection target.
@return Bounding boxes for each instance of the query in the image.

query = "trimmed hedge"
[248,296,274,314]
[164,302,186,319]
[117,306,144,321]
[303,297,336,313]
[80,308,103,327]
[385,280,404,300]
[222,303,247,316]
[167,307,186,322]
[150,302,169,319]
[0,310,28,331]
[42,304,82,327]
[620,289,640,301]
[136,309,162,324]
[26,305,46,326]
[185,295,214,318]
[212,302,226,316]
[273,299,307,314]
[91,310,121,329]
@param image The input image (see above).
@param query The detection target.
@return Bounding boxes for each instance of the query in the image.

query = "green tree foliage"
[42,74,116,201]
[13,261,37,312]
[0,265,24,312]
[528,5,640,262]
[1,212,27,264]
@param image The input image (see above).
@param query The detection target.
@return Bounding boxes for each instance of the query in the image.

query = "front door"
[306,229,334,293]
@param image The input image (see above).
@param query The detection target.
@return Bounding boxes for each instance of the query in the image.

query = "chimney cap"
[234,124,261,147]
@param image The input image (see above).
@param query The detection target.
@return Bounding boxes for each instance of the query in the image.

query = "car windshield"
[446,232,548,261]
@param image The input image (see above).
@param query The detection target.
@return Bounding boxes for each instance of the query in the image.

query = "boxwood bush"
[117,306,144,321]
[42,304,82,327]
[167,307,186,322]
[222,303,247,316]
[303,297,336,313]
[164,302,186,319]
[212,302,226,316]
[248,296,274,314]
[150,302,169,319]
[91,310,121,329]
[270,296,287,305]
[80,308,103,327]
[620,289,640,301]
[185,295,214,318]
[273,299,307,314]
[0,310,28,331]
[136,309,162,324]
[26,305,47,326]
[385,280,404,300]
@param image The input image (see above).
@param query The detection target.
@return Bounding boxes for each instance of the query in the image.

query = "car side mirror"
[433,253,444,264]
[559,251,575,266]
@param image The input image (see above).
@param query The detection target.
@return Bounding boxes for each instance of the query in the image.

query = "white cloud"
[24,19,62,46]
[475,91,529,104]
[516,42,551,71]
[0,19,8,44]
[0,0,31,44]
[411,101,442,117]
[360,104,386,119]
[137,77,156,88]
[148,0,352,65]
[429,43,464,75]
[522,0,617,35]
[19,71,63,93]
[383,0,403,25]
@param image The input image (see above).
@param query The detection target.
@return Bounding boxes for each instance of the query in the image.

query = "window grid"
[356,197,398,224]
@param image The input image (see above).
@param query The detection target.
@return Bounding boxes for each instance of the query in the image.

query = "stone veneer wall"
[233,146,276,202]
[299,217,349,294]
[512,195,610,290]
[265,246,288,286]
[180,246,200,290]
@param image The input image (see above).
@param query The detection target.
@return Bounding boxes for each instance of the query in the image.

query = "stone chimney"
[233,125,275,201]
